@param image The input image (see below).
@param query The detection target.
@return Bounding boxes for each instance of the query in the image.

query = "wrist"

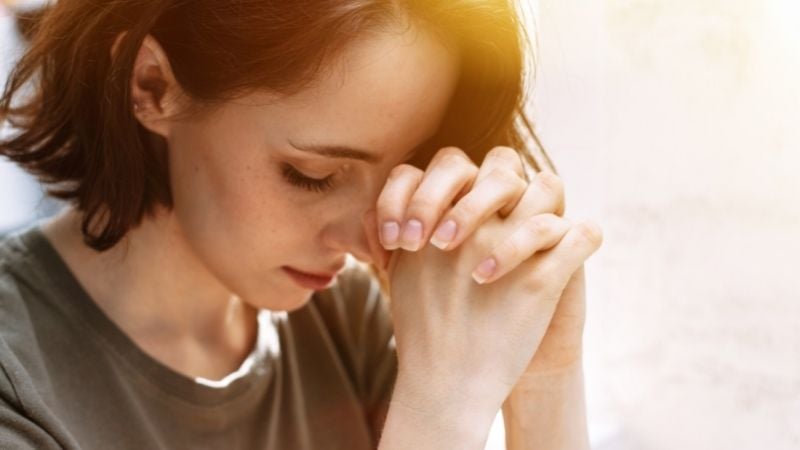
[522,345,584,378]
[393,370,503,419]
[379,372,502,449]
[502,361,590,450]
[394,367,509,411]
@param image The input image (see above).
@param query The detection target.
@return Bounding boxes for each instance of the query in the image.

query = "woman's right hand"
[382,201,602,433]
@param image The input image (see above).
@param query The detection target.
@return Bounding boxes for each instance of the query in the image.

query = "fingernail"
[472,257,497,284]
[381,221,400,248]
[430,220,457,250]
[401,219,423,251]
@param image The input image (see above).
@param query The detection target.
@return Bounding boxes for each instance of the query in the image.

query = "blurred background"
[0,0,61,234]
[510,1,800,449]
[2,1,798,449]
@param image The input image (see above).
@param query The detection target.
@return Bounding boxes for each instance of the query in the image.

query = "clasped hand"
[371,146,603,400]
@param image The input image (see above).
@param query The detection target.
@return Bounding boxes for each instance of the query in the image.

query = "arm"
[502,263,592,450]
[378,374,503,450]
[376,363,591,450]
[502,361,590,450]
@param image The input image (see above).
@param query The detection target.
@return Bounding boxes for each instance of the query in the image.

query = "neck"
[41,205,259,381]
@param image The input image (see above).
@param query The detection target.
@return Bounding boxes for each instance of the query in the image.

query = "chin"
[243,288,315,313]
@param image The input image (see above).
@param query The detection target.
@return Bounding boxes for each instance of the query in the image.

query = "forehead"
[245,23,460,162]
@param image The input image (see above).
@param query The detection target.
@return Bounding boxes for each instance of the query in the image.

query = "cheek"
[168,118,294,227]
[164,127,317,300]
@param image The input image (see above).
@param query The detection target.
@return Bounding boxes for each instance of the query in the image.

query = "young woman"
[0,1,603,449]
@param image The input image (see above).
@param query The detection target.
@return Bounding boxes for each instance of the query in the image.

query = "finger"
[471,214,571,284]
[474,146,526,190]
[400,147,479,251]
[362,208,392,272]
[429,166,526,251]
[504,170,566,230]
[519,219,604,297]
[425,147,526,251]
[377,164,424,250]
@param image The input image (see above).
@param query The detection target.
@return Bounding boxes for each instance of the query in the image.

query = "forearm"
[378,374,502,450]
[502,361,590,450]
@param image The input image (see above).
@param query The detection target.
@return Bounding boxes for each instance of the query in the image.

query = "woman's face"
[160,26,459,311]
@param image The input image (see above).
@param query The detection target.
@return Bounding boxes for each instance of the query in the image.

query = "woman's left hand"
[373,145,594,372]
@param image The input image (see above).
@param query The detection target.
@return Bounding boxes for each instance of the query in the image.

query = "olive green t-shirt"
[0,224,398,449]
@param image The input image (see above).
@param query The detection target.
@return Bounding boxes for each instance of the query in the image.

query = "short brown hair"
[0,0,555,251]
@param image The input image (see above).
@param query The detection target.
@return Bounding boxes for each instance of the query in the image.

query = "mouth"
[281,266,341,290]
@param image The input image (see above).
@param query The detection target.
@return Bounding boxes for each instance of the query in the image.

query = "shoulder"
[0,228,46,335]
[0,252,64,448]
[0,231,39,345]
[0,228,58,400]
[0,234,36,408]
[0,229,34,278]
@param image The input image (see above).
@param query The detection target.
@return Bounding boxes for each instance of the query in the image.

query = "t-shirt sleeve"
[0,353,62,449]
[0,399,61,449]
[311,264,398,445]
[0,272,63,450]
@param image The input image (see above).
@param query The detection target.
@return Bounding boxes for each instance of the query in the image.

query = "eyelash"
[280,163,336,193]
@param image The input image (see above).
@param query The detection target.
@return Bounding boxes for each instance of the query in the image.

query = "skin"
[43,22,460,380]
[39,13,601,449]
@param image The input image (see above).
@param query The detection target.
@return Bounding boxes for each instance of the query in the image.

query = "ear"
[111,33,185,138]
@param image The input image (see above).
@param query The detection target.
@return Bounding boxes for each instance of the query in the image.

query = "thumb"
[362,208,393,273]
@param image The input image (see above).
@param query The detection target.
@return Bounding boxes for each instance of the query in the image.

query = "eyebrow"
[288,139,425,165]
[288,140,381,163]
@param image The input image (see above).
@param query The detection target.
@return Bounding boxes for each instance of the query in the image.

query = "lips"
[290,267,340,279]
[282,265,343,290]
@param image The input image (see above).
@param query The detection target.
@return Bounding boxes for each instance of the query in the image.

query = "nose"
[321,205,390,271]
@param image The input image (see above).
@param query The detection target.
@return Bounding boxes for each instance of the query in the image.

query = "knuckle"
[431,146,468,166]
[523,214,550,237]
[508,172,529,194]
[535,170,564,196]
[575,220,603,246]
[438,146,468,159]
[375,198,401,221]
[388,163,421,180]
[514,172,529,189]
[485,146,519,163]
[436,152,470,171]
[489,166,520,185]
[527,259,563,297]
[452,196,482,221]
[481,168,526,209]
[498,238,524,263]
[521,270,550,293]
[407,194,438,217]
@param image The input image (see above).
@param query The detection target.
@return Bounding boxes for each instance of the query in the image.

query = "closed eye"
[280,163,336,193]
